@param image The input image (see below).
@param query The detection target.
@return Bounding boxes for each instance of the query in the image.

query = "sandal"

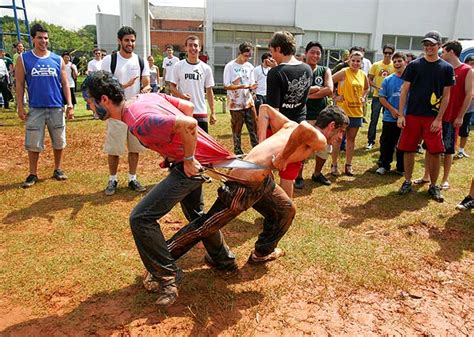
[413,178,430,185]
[330,164,340,176]
[345,164,354,176]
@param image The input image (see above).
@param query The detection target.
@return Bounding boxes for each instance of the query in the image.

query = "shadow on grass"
[428,211,474,262]
[2,190,137,224]
[338,191,430,228]
[1,263,267,335]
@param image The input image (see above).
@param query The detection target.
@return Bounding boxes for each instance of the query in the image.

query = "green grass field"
[0,96,472,335]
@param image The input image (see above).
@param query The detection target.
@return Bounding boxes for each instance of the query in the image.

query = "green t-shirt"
[306,65,329,120]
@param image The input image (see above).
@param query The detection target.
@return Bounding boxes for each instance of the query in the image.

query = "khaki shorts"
[307,119,332,160]
[104,118,146,156]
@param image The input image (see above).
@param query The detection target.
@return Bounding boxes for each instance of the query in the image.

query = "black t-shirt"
[306,65,329,120]
[402,57,455,117]
[266,62,312,123]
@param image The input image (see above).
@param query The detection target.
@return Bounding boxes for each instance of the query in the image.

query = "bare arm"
[332,69,345,85]
[206,87,216,125]
[273,122,326,170]
[170,82,191,100]
[174,115,201,176]
[176,98,195,117]
[141,75,151,93]
[60,58,74,119]
[368,74,379,90]
[257,104,291,143]
[397,81,410,128]
[454,69,473,128]
[15,56,26,120]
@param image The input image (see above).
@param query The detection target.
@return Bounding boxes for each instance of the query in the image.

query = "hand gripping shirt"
[122,94,233,165]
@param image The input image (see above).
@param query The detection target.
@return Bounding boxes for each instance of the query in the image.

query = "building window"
[215,31,233,43]
[336,33,352,49]
[382,34,437,51]
[397,36,411,49]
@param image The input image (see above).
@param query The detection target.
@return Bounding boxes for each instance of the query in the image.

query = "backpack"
[110,52,145,82]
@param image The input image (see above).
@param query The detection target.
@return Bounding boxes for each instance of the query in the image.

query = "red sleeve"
[160,93,181,109]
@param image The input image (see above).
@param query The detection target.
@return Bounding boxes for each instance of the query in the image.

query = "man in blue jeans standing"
[82,71,236,307]
[16,23,74,188]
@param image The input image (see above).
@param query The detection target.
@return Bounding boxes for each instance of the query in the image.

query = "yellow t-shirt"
[337,68,366,118]
[369,60,395,97]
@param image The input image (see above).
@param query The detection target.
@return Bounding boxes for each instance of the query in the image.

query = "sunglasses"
[383,51,393,55]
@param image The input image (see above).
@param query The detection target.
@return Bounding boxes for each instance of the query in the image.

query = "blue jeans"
[129,163,235,280]
[368,97,383,144]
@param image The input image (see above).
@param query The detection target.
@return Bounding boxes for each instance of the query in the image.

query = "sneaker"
[456,195,473,210]
[455,151,469,159]
[398,180,413,195]
[330,164,340,176]
[52,169,68,181]
[204,254,238,272]
[366,142,375,150]
[416,144,424,154]
[294,177,304,189]
[21,174,38,188]
[375,167,387,175]
[249,248,285,264]
[128,179,146,192]
[440,181,450,190]
[104,180,118,196]
[311,173,331,185]
[345,164,354,176]
[428,185,444,203]
[143,269,183,293]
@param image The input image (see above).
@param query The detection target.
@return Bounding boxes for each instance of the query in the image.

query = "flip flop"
[249,248,285,264]
[413,178,430,185]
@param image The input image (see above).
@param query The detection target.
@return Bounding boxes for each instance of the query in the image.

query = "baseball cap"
[422,31,442,44]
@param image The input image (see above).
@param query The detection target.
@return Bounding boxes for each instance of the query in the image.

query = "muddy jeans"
[167,175,296,260]
[230,108,258,155]
[129,163,235,280]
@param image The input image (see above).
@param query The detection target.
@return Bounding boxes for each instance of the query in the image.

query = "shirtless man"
[166,104,348,265]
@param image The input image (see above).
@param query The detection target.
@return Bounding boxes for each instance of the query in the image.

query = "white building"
[205,0,473,83]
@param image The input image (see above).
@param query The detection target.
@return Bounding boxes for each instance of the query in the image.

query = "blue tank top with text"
[22,50,63,108]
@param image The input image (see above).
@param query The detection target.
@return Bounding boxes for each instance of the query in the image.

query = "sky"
[18,0,205,30]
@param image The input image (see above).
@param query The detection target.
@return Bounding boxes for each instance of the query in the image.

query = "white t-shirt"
[362,58,372,75]
[101,53,150,99]
[65,62,77,88]
[170,59,215,118]
[0,59,8,78]
[223,59,255,110]
[253,64,270,96]
[162,55,180,82]
[87,59,102,74]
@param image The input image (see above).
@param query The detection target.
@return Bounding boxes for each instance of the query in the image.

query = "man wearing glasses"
[366,44,395,150]
[397,31,455,202]
[87,48,103,75]
[223,41,258,155]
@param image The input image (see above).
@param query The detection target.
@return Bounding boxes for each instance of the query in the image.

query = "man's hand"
[182,93,192,101]
[397,115,405,129]
[210,112,217,125]
[271,153,287,171]
[249,83,257,90]
[430,118,442,132]
[454,116,463,128]
[123,76,139,89]
[17,106,27,121]
[140,85,152,93]
[390,109,398,119]
[66,106,74,120]
[183,158,202,177]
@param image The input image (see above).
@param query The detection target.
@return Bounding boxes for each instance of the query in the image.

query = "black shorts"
[459,112,472,138]
[442,121,456,154]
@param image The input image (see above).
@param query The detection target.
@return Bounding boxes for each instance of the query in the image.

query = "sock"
[459,148,464,153]
[109,175,117,182]
[128,174,137,182]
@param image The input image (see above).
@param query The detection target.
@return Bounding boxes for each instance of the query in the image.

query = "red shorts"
[266,127,302,180]
[398,115,445,154]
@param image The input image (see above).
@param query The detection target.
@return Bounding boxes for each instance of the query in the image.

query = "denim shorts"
[349,117,363,128]
[25,107,66,152]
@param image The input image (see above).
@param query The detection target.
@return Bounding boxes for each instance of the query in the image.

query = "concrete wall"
[96,13,120,53]
[119,0,150,58]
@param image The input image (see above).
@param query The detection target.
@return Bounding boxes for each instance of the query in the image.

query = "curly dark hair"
[81,71,124,105]
[117,26,136,40]
[316,105,349,129]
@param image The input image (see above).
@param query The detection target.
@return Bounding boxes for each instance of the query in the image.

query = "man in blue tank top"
[15,24,74,188]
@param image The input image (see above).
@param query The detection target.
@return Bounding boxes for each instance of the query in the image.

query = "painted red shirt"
[122,93,233,165]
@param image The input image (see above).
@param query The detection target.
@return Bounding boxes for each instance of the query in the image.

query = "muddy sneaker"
[248,248,285,264]
[398,180,412,195]
[204,254,238,272]
[311,173,331,185]
[104,180,118,196]
[294,177,304,189]
[456,195,473,210]
[143,269,183,293]
[128,179,146,192]
[22,174,38,188]
[155,270,183,307]
[428,185,444,203]
[375,167,387,175]
[52,169,68,181]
